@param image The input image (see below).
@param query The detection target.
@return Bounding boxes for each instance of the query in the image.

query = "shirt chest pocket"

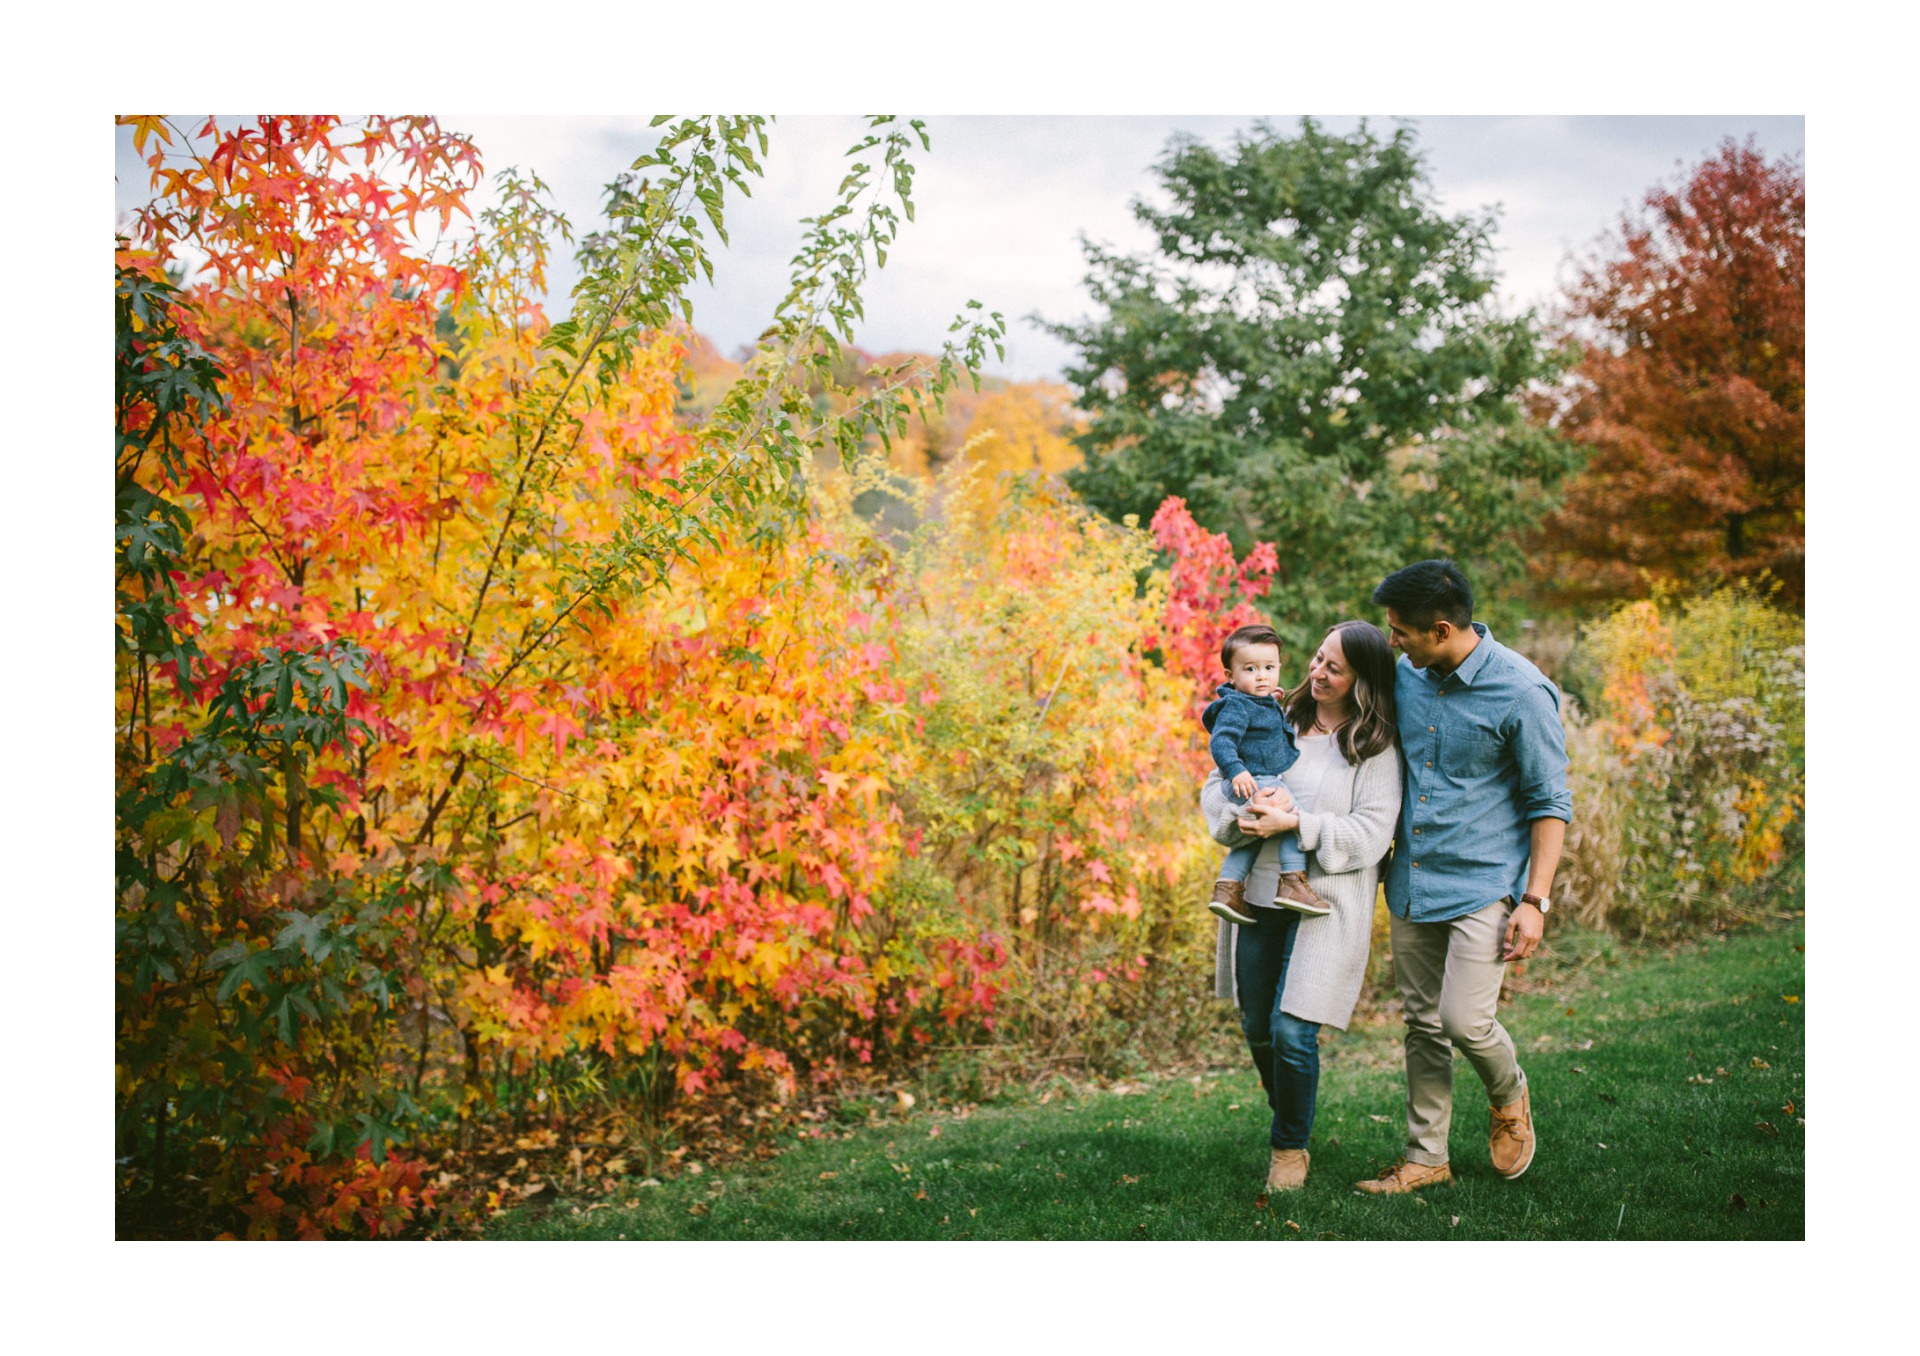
[1446,728,1504,777]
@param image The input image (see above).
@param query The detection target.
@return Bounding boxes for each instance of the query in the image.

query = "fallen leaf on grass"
[1750,1057,1771,1070]
[1729,1193,1748,1211]
[914,1189,928,1201]
[1570,1066,1587,1075]
[1117,1174,1139,1185]
[1227,1104,1241,1112]
[817,1171,838,1180]
[1687,1074,1714,1084]
[1782,995,1799,1004]
[1283,1220,1301,1232]
[1754,1121,1780,1138]
[1253,1194,1270,1211]
[1450,1216,1460,1227]
[1782,1100,1796,1116]
[1368,1114,1388,1123]
[688,1202,709,1216]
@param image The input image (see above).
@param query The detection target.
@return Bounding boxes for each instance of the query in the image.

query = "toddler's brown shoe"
[1273,871,1331,916]
[1207,879,1259,925]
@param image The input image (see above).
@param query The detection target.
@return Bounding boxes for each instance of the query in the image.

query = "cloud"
[114,114,1805,383]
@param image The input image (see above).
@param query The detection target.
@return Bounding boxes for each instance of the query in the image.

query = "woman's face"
[1306,631,1357,708]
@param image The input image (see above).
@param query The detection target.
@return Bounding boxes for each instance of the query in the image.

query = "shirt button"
[1412,861,1419,868]
[1414,828,1420,835]
[1425,761,1432,767]
[1428,726,1435,732]
[1420,795,1427,802]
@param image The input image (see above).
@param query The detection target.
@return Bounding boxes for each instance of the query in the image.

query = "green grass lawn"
[487,920,1804,1241]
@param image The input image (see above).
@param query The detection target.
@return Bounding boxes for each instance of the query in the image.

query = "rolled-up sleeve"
[1508,683,1572,823]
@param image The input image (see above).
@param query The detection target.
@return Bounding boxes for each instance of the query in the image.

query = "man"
[1356,560,1572,1194]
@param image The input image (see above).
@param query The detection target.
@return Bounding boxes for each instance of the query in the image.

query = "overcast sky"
[113,114,1804,384]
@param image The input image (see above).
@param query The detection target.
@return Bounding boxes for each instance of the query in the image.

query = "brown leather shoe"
[1208,879,1259,925]
[1273,871,1331,916]
[1489,1081,1536,1179]
[1353,1158,1452,1195]
[1267,1148,1309,1192]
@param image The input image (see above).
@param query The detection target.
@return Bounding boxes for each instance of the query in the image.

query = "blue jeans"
[1234,907,1322,1150]
[1219,833,1305,881]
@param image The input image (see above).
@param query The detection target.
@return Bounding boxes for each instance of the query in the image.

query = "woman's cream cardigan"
[1204,741,1401,1030]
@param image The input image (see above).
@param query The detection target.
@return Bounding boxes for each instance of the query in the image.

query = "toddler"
[1204,623,1331,923]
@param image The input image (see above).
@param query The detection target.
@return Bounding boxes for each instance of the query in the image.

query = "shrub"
[828,462,1230,1074]
[1561,579,1803,937]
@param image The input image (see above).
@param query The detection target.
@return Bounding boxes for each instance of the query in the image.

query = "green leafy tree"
[1045,118,1581,655]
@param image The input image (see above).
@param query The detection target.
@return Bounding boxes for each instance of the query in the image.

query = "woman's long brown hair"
[1283,620,1399,765]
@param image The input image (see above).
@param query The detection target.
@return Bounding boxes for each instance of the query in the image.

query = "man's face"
[1383,608,1445,670]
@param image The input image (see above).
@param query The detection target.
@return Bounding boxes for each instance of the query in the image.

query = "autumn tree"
[1536,139,1805,607]
[114,113,1004,1237]
[1045,119,1581,657]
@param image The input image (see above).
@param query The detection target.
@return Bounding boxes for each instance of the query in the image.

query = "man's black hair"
[1371,560,1474,631]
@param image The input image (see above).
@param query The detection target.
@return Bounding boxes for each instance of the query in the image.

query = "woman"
[1202,620,1401,1193]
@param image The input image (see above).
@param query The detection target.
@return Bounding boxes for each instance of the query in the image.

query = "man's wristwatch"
[1520,892,1551,914]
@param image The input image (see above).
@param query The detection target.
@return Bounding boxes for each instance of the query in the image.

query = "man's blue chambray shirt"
[1385,623,1573,923]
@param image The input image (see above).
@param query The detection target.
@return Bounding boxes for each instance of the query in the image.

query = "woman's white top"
[1282,732,1341,818]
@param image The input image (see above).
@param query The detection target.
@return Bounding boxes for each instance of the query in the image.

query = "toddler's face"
[1226,642,1282,698]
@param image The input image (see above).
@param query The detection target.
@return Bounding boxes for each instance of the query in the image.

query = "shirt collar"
[1434,622,1495,686]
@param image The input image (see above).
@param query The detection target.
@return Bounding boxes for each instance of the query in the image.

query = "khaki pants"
[1389,898,1527,1167]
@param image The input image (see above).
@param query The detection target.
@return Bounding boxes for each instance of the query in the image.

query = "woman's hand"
[1236,785,1299,836]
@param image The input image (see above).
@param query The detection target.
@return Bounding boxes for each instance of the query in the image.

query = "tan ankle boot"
[1266,1147,1309,1192]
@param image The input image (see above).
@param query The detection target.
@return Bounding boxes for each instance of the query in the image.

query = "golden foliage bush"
[1560,579,1803,937]
[820,460,1225,1069]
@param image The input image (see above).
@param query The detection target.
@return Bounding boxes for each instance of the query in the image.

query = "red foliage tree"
[1536,139,1804,606]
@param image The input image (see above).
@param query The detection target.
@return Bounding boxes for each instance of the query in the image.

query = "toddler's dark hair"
[1220,623,1282,670]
